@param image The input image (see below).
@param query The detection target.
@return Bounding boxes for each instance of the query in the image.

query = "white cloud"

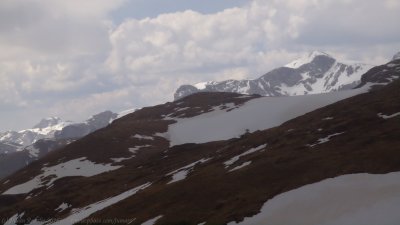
[1,0,400,131]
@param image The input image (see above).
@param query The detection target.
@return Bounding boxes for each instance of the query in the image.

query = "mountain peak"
[285,51,333,69]
[392,52,400,61]
[33,117,63,129]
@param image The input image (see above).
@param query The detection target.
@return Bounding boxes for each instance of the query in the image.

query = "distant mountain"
[356,55,400,89]
[174,51,373,100]
[0,142,21,155]
[393,52,400,61]
[0,117,71,147]
[54,111,117,139]
[0,111,117,179]
[1,58,399,224]
[0,139,72,179]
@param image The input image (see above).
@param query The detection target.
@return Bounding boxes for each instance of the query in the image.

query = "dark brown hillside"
[85,80,400,224]
[0,80,399,224]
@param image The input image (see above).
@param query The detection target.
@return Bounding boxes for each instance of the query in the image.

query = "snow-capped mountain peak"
[33,117,63,129]
[392,52,400,61]
[0,118,71,146]
[285,51,332,69]
[174,51,373,100]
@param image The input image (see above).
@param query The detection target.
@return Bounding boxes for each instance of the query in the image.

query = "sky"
[1,0,400,131]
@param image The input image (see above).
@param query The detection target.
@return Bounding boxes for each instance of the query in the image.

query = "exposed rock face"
[174,51,372,100]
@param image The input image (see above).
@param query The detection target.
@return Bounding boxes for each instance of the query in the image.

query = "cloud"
[1,0,400,131]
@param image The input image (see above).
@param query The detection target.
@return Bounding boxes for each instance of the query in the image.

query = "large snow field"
[168,88,367,146]
[228,172,400,225]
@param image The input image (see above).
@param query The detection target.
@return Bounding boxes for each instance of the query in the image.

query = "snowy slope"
[174,51,373,100]
[168,86,368,146]
[2,157,122,195]
[228,172,400,225]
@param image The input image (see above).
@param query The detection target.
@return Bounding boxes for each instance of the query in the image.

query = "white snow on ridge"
[129,145,151,154]
[168,88,368,146]
[2,158,121,195]
[141,215,163,225]
[227,172,400,225]
[48,183,151,225]
[285,51,330,69]
[116,108,137,119]
[224,144,267,168]
[132,134,154,140]
[167,158,210,184]
[194,82,209,90]
[377,112,400,119]
[55,203,71,212]
[229,161,252,172]
[308,132,345,148]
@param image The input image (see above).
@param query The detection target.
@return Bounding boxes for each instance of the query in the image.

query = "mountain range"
[175,51,373,100]
[0,111,118,179]
[0,53,399,225]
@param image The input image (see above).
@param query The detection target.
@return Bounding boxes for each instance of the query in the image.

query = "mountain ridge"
[174,51,373,100]
[0,58,399,224]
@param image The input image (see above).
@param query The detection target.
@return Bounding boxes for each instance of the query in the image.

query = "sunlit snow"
[132,134,154,140]
[227,172,400,225]
[141,215,163,225]
[224,144,267,168]
[2,158,121,195]
[229,161,252,172]
[55,203,71,212]
[308,132,345,148]
[48,183,151,225]
[285,51,330,69]
[377,112,400,119]
[167,158,210,184]
[168,88,367,146]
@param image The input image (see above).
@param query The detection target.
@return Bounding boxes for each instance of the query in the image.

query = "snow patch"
[224,144,267,168]
[229,161,252,172]
[308,132,345,148]
[129,145,151,154]
[48,183,151,225]
[194,81,209,90]
[56,203,71,212]
[167,158,210,184]
[285,51,331,69]
[227,172,400,225]
[141,215,163,225]
[112,145,152,163]
[25,145,40,158]
[377,112,400,119]
[116,108,137,119]
[2,158,121,195]
[132,134,154,140]
[4,213,24,225]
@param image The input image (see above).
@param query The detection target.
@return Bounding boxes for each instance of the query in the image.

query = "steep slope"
[175,51,372,100]
[0,62,399,224]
